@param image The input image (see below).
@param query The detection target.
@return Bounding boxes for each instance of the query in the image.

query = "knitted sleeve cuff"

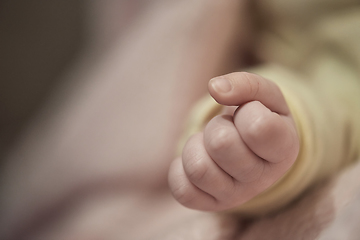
[176,64,349,215]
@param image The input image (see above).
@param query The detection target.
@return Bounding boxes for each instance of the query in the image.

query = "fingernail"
[210,77,232,93]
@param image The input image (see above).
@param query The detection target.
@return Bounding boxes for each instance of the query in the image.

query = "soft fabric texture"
[179,0,360,215]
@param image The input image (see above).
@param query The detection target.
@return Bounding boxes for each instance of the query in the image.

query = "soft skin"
[169,72,299,211]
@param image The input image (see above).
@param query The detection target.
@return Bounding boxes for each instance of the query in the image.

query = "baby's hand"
[168,72,299,211]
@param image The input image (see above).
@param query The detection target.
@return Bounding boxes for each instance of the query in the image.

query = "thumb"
[208,72,290,116]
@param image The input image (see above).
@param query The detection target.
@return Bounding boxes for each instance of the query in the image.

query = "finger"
[168,157,217,211]
[234,101,299,165]
[181,133,236,203]
[208,72,290,115]
[203,115,265,183]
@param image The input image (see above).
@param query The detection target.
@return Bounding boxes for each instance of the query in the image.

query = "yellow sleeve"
[232,64,356,215]
[177,64,359,216]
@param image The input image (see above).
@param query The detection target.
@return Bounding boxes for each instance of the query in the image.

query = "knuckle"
[182,135,201,164]
[207,127,234,153]
[182,134,209,184]
[242,72,260,97]
[247,116,267,140]
[247,113,278,140]
[171,182,195,206]
[184,155,208,184]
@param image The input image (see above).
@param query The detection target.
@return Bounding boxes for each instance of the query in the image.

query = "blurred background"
[0,0,150,160]
[0,2,247,238]
[1,0,82,159]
